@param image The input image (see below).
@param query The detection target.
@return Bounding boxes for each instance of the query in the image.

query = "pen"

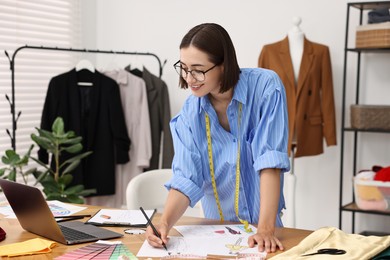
[55,215,91,223]
[139,206,167,251]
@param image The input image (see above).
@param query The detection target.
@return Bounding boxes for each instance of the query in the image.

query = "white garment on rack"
[86,69,152,208]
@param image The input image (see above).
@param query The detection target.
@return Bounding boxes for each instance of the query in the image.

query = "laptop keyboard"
[59,225,97,241]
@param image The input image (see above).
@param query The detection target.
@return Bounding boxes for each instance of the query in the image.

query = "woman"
[146,23,290,253]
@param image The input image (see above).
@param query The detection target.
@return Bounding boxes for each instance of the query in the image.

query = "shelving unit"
[339,1,390,234]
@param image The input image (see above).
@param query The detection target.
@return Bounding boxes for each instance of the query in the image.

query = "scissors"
[301,248,346,256]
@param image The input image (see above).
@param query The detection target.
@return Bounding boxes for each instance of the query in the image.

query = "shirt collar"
[199,70,246,114]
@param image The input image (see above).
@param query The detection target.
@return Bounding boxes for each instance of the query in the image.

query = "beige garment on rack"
[272,226,390,259]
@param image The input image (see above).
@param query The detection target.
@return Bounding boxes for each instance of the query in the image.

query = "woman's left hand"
[247,230,284,253]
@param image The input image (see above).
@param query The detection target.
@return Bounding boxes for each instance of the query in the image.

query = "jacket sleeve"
[160,80,174,168]
[321,46,337,146]
[109,80,131,164]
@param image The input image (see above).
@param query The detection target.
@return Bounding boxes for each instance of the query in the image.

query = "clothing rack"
[4,44,167,150]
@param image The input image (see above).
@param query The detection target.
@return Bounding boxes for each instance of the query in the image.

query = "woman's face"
[179,46,223,98]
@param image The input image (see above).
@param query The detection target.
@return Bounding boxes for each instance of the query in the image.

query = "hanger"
[76,59,95,73]
[75,59,94,86]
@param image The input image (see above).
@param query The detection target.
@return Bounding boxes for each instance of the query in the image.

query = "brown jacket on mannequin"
[258,37,336,157]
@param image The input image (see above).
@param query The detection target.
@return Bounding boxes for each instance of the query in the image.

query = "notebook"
[0,179,123,245]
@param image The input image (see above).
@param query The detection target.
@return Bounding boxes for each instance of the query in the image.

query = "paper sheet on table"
[136,236,266,258]
[0,238,57,257]
[0,200,87,219]
[174,224,257,238]
[87,209,155,226]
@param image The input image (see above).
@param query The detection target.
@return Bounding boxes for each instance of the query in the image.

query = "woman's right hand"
[145,222,170,248]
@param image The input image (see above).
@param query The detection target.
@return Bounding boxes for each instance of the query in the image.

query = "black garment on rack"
[125,65,174,170]
[38,69,130,196]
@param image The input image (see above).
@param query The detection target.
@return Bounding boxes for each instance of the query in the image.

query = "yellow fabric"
[272,226,390,260]
[0,238,57,257]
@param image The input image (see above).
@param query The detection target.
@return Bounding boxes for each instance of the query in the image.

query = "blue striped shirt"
[166,68,290,226]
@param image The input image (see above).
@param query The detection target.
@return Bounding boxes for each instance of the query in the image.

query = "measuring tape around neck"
[205,103,252,232]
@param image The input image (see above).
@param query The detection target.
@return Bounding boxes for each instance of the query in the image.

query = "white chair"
[126,169,203,217]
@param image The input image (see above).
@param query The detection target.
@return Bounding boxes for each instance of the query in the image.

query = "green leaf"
[45,194,63,201]
[35,128,56,142]
[61,151,92,166]
[65,195,84,204]
[0,168,6,176]
[1,155,10,165]
[62,160,80,175]
[62,143,82,154]
[3,150,21,165]
[31,134,55,151]
[8,169,16,181]
[60,136,83,145]
[52,117,65,135]
[78,188,96,196]
[64,185,84,194]
[58,175,73,186]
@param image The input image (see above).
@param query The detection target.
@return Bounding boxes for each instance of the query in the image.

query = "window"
[0,0,82,189]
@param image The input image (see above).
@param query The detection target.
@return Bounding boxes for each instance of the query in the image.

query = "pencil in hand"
[139,206,168,251]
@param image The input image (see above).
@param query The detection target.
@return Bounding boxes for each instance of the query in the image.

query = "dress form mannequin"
[284,16,304,229]
[288,16,304,84]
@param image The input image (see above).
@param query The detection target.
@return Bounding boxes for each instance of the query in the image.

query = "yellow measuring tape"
[205,103,252,232]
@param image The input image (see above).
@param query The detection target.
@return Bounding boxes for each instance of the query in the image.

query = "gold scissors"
[301,248,346,256]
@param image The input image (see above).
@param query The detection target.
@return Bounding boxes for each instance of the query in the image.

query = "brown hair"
[178,23,240,93]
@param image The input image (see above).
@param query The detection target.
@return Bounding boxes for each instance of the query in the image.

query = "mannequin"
[288,17,304,84]
[285,16,304,229]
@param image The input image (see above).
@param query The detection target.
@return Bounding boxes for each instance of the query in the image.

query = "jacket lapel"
[296,38,314,100]
[68,69,81,135]
[86,70,101,150]
[279,37,296,90]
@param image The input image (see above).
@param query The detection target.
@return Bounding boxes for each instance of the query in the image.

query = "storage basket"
[354,177,390,211]
[356,22,390,48]
[350,105,390,130]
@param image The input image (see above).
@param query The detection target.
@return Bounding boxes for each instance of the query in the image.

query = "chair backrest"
[126,169,172,213]
[126,169,204,217]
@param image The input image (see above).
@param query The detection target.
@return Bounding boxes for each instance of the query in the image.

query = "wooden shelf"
[341,202,390,216]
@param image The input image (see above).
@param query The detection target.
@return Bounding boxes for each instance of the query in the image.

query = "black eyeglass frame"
[173,60,219,82]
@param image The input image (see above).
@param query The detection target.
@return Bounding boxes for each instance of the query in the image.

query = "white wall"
[81,0,390,234]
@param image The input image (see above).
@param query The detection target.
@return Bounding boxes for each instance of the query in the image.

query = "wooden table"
[0,205,312,259]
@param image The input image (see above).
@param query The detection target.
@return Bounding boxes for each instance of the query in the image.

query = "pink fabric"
[357,198,387,211]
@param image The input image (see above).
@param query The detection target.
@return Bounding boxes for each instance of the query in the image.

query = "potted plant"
[0,117,95,203]
[29,117,96,203]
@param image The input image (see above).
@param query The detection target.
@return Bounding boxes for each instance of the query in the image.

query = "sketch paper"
[136,236,266,258]
[0,200,86,219]
[87,209,155,226]
[174,224,257,238]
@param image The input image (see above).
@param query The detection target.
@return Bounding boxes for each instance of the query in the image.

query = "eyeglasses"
[173,60,218,82]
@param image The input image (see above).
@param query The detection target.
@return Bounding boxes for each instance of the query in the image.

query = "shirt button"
[233,138,236,142]
[243,206,248,211]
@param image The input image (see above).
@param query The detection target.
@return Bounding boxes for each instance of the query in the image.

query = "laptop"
[0,179,123,245]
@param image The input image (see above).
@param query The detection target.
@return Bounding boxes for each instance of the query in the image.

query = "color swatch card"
[55,240,137,260]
